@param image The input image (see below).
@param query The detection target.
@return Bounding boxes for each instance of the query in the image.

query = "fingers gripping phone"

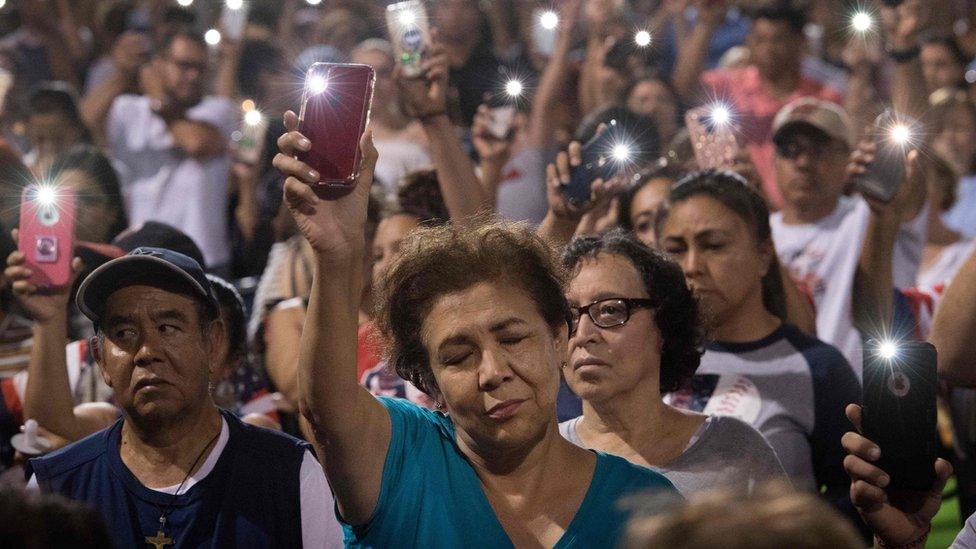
[853,109,917,202]
[297,63,375,200]
[685,106,740,171]
[386,1,430,78]
[18,185,76,288]
[561,121,630,206]
[861,340,938,492]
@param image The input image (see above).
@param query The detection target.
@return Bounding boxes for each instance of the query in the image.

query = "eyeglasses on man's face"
[570,298,655,335]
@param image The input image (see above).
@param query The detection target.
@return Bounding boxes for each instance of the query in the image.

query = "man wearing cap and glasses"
[7,247,342,548]
[768,98,928,379]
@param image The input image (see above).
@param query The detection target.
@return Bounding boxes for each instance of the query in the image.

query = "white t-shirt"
[107,94,239,268]
[29,418,344,548]
[771,195,927,377]
[917,238,976,288]
[494,147,549,226]
[372,135,432,201]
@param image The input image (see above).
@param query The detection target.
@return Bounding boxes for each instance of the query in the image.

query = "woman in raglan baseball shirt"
[655,171,864,536]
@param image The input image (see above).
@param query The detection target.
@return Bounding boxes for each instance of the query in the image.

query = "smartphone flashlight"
[710,105,731,126]
[398,9,418,26]
[635,30,652,47]
[177,0,193,6]
[505,79,524,98]
[308,75,329,95]
[226,0,243,9]
[851,11,873,33]
[205,29,221,46]
[878,339,899,360]
[612,144,633,162]
[244,109,263,127]
[889,123,912,145]
[33,185,57,207]
[539,10,559,30]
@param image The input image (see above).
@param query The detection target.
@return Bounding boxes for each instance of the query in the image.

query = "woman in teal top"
[274,111,676,546]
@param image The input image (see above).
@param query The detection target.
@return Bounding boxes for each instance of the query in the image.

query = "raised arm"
[851,139,925,332]
[4,239,98,442]
[396,41,491,224]
[883,0,929,121]
[272,113,390,526]
[526,0,582,150]
[929,249,976,387]
[80,31,150,144]
[672,0,726,103]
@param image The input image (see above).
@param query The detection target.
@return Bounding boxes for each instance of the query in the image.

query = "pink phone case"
[18,186,76,288]
[685,106,740,171]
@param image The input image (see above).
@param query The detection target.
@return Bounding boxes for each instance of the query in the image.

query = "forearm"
[781,266,817,336]
[853,214,899,332]
[421,115,491,223]
[215,47,241,99]
[167,118,227,159]
[929,250,976,386]
[24,318,85,441]
[672,21,717,102]
[527,23,574,149]
[478,160,505,207]
[299,253,371,432]
[537,211,580,249]
[578,34,605,115]
[80,72,132,143]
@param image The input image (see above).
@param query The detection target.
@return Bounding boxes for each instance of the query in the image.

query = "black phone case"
[853,110,913,202]
[562,127,620,206]
[861,340,938,492]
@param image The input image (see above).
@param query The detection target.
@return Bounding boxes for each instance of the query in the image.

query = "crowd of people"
[0,0,975,547]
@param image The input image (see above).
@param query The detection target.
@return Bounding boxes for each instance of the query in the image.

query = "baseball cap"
[772,98,852,148]
[76,247,219,324]
[112,221,206,268]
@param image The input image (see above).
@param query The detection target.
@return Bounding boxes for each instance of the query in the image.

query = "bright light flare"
[305,0,321,4]
[612,144,633,162]
[34,185,57,206]
[226,0,243,9]
[878,340,899,360]
[204,29,221,46]
[710,105,731,126]
[890,123,912,145]
[177,0,193,6]
[635,30,652,47]
[851,11,873,33]
[398,9,417,26]
[505,79,524,97]
[308,75,328,94]
[539,10,559,30]
[244,109,263,127]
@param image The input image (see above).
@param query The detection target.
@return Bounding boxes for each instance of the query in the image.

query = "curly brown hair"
[373,220,572,401]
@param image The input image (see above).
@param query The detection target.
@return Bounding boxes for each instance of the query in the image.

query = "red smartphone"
[18,185,76,288]
[297,63,376,200]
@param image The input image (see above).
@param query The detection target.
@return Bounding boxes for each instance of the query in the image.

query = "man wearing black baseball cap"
[9,247,342,547]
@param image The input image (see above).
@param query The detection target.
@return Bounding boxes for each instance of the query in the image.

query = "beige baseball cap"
[772,98,852,147]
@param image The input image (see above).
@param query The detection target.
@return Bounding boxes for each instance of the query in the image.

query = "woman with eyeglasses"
[559,229,786,496]
[655,171,864,532]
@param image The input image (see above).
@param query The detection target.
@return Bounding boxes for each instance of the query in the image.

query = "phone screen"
[685,106,740,171]
[18,185,76,288]
[297,63,375,200]
[861,339,938,492]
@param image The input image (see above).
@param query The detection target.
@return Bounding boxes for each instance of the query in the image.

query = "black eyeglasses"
[570,298,655,334]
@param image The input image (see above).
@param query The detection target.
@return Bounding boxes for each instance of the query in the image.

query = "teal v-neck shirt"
[341,397,677,548]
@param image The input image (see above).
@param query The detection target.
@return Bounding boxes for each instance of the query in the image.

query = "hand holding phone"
[386,1,430,78]
[853,109,917,202]
[561,121,633,206]
[861,339,938,491]
[17,185,76,288]
[686,105,740,171]
[297,63,375,200]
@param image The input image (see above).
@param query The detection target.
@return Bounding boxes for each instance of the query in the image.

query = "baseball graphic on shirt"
[887,371,911,398]
[701,374,762,424]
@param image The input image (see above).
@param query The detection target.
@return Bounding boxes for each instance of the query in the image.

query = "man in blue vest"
[7,246,342,548]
